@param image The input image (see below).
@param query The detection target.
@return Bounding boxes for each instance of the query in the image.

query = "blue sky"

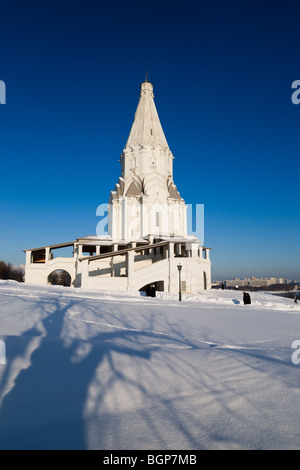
[0,0,299,280]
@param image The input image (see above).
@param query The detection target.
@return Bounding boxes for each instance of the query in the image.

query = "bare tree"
[0,261,24,282]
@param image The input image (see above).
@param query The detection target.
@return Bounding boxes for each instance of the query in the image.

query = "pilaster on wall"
[126,250,134,290]
[25,251,31,264]
[121,197,127,241]
[81,260,89,288]
[168,242,174,293]
[45,247,50,262]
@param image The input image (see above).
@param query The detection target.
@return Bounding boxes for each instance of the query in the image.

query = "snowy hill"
[0,280,300,450]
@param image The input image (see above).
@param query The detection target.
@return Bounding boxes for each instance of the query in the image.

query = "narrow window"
[156,212,160,226]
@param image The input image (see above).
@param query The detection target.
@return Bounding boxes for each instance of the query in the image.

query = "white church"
[24,80,212,296]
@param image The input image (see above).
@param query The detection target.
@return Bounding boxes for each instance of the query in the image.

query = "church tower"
[108,80,187,241]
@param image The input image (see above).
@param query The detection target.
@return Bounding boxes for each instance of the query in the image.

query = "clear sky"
[0,0,299,281]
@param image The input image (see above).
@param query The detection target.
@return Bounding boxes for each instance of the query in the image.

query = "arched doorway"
[48,269,71,287]
[139,281,164,297]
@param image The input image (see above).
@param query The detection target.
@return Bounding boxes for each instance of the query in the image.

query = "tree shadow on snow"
[0,295,200,450]
[0,296,158,449]
[4,292,295,450]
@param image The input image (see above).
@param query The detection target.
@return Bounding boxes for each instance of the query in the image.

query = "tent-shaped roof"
[125,81,169,150]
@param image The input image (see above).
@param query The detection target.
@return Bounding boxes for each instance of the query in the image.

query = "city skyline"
[0,1,299,281]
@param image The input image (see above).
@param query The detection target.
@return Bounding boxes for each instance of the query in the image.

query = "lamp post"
[177,263,182,301]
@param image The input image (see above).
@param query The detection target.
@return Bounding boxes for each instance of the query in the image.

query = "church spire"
[109,80,185,241]
[124,80,169,150]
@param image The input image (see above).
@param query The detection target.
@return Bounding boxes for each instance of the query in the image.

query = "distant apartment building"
[224,277,290,288]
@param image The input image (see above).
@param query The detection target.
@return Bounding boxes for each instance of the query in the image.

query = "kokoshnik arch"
[24,80,212,295]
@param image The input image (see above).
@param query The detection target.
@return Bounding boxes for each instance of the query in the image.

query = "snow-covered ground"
[0,280,300,450]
